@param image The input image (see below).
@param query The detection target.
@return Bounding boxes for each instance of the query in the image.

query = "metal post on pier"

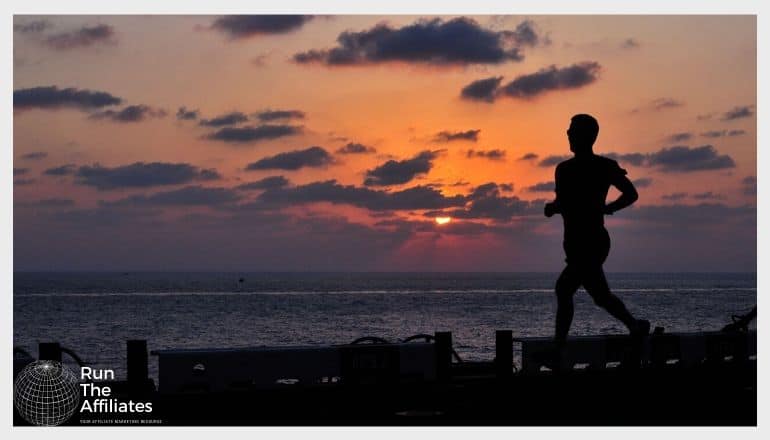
[38,342,62,361]
[127,340,149,385]
[435,331,452,382]
[495,330,513,379]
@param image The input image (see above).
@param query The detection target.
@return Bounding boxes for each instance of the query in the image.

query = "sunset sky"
[12,15,756,271]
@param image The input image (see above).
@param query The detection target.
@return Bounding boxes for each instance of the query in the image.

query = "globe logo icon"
[14,360,81,426]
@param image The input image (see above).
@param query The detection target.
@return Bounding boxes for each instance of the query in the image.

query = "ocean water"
[13,272,756,380]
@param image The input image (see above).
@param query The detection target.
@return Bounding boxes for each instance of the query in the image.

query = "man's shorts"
[563,227,611,267]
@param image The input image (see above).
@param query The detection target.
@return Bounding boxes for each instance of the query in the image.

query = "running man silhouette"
[545,114,649,345]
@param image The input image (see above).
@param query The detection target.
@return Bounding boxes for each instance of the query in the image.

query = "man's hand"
[603,204,615,216]
[544,201,559,218]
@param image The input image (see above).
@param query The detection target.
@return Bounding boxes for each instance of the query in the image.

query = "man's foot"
[630,319,650,337]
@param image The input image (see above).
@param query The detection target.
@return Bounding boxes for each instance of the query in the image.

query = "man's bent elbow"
[628,189,639,204]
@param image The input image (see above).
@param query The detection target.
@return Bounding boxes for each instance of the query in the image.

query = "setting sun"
[435,217,452,226]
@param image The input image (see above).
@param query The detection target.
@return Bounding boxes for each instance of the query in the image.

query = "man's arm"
[544,166,562,218]
[604,174,638,215]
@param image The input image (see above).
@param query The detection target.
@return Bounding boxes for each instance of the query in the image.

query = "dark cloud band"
[721,105,754,121]
[433,129,480,143]
[19,151,48,160]
[336,143,376,155]
[205,124,302,144]
[14,20,51,34]
[428,182,538,221]
[14,86,122,111]
[88,105,167,123]
[258,180,466,211]
[236,176,290,191]
[460,76,503,102]
[467,149,506,160]
[44,164,77,176]
[364,150,440,187]
[176,107,199,121]
[45,24,115,51]
[212,15,314,39]
[460,62,601,102]
[499,62,601,99]
[199,111,249,127]
[255,109,306,122]
[73,162,221,190]
[293,17,541,66]
[246,146,334,171]
[102,185,241,207]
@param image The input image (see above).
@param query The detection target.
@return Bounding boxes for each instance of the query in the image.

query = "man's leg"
[555,265,581,344]
[582,266,638,331]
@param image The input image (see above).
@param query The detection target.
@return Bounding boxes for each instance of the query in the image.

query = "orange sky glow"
[13,15,756,271]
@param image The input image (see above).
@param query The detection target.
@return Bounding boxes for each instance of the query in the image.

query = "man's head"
[567,114,599,154]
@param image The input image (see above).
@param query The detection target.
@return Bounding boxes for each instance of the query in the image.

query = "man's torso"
[556,154,624,242]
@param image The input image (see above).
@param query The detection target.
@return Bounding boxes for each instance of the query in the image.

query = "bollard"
[434,331,452,382]
[495,330,513,378]
[127,340,149,385]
